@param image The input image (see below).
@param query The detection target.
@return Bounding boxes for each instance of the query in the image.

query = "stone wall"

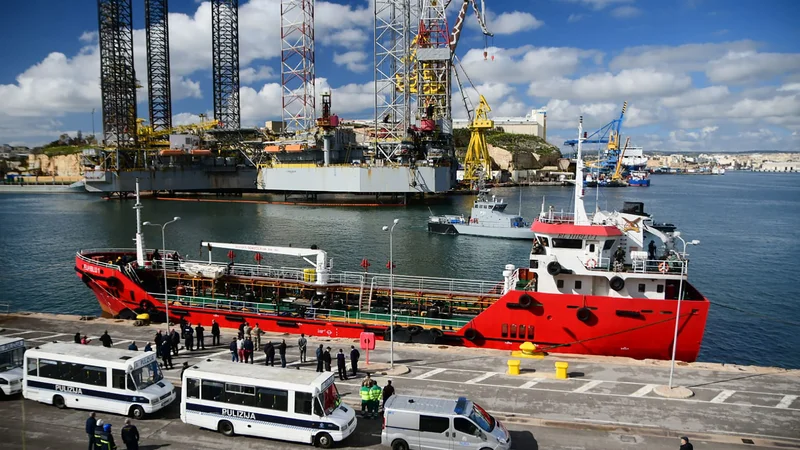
[26,154,83,176]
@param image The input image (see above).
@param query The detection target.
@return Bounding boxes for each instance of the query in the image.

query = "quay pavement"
[1,313,798,449]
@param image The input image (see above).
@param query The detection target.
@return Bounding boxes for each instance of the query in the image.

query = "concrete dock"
[1,313,798,449]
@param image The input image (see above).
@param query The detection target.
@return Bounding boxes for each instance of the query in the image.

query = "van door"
[418,414,450,450]
[451,417,487,449]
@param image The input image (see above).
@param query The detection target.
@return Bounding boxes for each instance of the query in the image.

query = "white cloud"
[453,83,529,120]
[563,0,634,10]
[333,51,369,73]
[610,6,641,18]
[460,45,601,84]
[79,31,97,43]
[528,68,692,101]
[567,14,584,23]
[778,83,800,92]
[661,86,730,108]
[468,10,544,35]
[608,40,760,73]
[240,66,276,84]
[706,51,800,84]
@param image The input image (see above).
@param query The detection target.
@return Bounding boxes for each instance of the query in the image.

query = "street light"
[668,234,700,389]
[382,218,400,369]
[143,217,181,326]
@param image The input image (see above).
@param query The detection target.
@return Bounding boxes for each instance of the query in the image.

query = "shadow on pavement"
[510,430,537,449]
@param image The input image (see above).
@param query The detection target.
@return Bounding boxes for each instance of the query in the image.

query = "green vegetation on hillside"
[453,128,562,168]
[41,145,85,157]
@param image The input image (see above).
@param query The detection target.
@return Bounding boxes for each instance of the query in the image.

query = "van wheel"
[129,405,145,420]
[316,432,333,448]
[392,439,409,450]
[218,420,234,437]
[53,395,66,409]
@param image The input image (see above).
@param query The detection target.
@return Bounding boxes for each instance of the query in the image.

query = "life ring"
[609,276,625,292]
[547,261,561,276]
[577,307,591,323]
[463,328,480,341]
[518,294,533,308]
[658,262,669,273]
[586,259,597,269]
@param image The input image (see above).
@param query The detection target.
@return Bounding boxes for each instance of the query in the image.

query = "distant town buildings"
[453,108,547,139]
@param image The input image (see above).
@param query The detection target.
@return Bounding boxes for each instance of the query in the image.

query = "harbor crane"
[462,94,494,182]
[564,101,628,174]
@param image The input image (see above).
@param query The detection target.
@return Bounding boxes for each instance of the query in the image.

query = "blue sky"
[1,0,798,151]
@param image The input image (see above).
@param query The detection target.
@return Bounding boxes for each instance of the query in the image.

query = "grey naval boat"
[427,188,534,240]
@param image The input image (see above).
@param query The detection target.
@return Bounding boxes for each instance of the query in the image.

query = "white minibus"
[181,360,357,448]
[23,342,175,419]
[0,337,25,396]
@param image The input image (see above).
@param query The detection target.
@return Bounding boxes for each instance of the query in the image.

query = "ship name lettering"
[222,408,255,420]
[82,264,102,274]
[55,385,83,394]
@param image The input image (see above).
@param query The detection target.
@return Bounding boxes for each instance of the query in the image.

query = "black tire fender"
[609,276,625,292]
[408,325,423,336]
[430,328,444,338]
[547,261,561,276]
[518,294,533,308]
[577,307,591,323]
[463,328,480,341]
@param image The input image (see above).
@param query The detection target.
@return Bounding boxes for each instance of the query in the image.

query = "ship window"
[589,244,596,252]
[501,324,508,337]
[519,325,526,337]
[510,324,517,338]
[530,260,539,269]
[603,240,615,250]
[557,280,564,289]
[575,280,582,290]
[527,326,534,339]
[638,283,646,293]
[657,284,664,293]
[552,238,583,249]
[540,237,549,247]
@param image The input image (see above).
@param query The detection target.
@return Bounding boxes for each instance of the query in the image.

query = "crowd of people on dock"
[85,412,139,450]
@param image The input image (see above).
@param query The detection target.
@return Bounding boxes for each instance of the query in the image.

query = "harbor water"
[0,171,798,369]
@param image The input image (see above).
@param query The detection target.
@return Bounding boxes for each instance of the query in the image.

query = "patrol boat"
[427,187,534,240]
[74,120,709,361]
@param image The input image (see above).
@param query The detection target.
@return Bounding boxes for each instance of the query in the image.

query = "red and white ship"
[75,119,709,362]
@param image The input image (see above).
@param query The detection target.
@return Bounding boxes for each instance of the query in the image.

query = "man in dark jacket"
[323,347,332,372]
[94,422,117,450]
[264,341,275,366]
[211,320,221,346]
[154,331,163,357]
[680,436,694,450]
[160,339,173,369]
[184,323,194,351]
[120,418,139,450]
[336,349,348,380]
[195,323,205,350]
[315,344,324,372]
[85,412,97,450]
[382,380,395,407]
[99,331,112,348]
[350,345,360,376]
[74,332,82,344]
[278,340,287,368]
[244,337,255,364]
[170,329,180,356]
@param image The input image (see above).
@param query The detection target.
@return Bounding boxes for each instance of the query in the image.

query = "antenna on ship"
[573,117,590,226]
[133,178,146,266]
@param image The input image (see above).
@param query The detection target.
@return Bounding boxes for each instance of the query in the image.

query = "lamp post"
[382,218,400,369]
[143,217,181,325]
[668,234,700,389]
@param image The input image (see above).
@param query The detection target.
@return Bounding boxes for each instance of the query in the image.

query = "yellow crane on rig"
[611,136,631,182]
[462,94,494,182]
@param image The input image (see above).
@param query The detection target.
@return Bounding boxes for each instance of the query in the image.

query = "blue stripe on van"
[26,379,150,404]
[185,402,339,431]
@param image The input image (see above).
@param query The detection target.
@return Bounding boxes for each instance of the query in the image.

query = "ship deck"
[1,313,797,449]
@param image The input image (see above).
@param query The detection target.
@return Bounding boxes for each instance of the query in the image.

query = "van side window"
[454,417,479,436]
[295,392,313,415]
[26,358,37,376]
[419,415,449,433]
[112,369,126,390]
[186,378,200,399]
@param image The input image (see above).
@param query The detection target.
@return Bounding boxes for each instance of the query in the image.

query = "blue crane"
[564,102,628,173]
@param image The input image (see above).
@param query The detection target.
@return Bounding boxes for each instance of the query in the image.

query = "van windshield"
[0,347,24,372]
[469,402,495,432]
[320,382,341,415]
[130,361,163,390]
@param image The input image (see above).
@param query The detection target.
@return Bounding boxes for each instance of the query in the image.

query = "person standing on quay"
[336,349,348,380]
[680,437,694,450]
[298,334,308,363]
[74,332,82,344]
[350,345,360,376]
[315,344,324,372]
[85,412,97,450]
[160,339,173,370]
[253,323,263,351]
[265,341,275,366]
[229,337,239,362]
[278,339,287,368]
[121,418,139,450]
[244,337,255,364]
[195,323,205,350]
[211,319,220,346]
[323,347,332,372]
[100,331,112,348]
[170,328,180,356]
[154,330,163,357]
[128,342,138,351]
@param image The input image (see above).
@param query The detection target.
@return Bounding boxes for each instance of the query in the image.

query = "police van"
[382,395,512,450]
[22,342,176,419]
[180,359,357,448]
[0,337,25,397]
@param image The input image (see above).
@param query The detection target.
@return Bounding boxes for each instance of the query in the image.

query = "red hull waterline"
[76,254,710,362]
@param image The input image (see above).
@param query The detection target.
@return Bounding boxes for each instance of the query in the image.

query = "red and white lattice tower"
[281,0,315,134]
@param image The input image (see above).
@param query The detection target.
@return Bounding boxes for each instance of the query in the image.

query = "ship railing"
[343,272,500,295]
[537,212,575,224]
[148,293,470,328]
[583,256,612,271]
[464,221,529,229]
[631,258,687,275]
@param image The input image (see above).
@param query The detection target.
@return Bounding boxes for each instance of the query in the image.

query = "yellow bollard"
[507,359,521,376]
[555,361,569,379]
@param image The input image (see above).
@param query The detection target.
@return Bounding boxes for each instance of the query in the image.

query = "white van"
[382,395,512,450]
[181,359,356,448]
[0,337,25,396]
[23,342,175,419]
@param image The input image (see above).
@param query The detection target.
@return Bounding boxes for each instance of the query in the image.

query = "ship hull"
[452,224,535,240]
[76,252,709,362]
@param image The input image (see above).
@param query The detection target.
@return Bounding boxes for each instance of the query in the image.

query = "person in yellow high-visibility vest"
[359,382,371,418]
[368,380,382,419]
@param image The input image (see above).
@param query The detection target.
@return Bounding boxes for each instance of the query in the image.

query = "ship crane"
[564,101,628,175]
[462,95,494,183]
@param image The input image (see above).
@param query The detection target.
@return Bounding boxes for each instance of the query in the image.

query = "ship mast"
[573,117,590,225]
[133,178,146,266]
